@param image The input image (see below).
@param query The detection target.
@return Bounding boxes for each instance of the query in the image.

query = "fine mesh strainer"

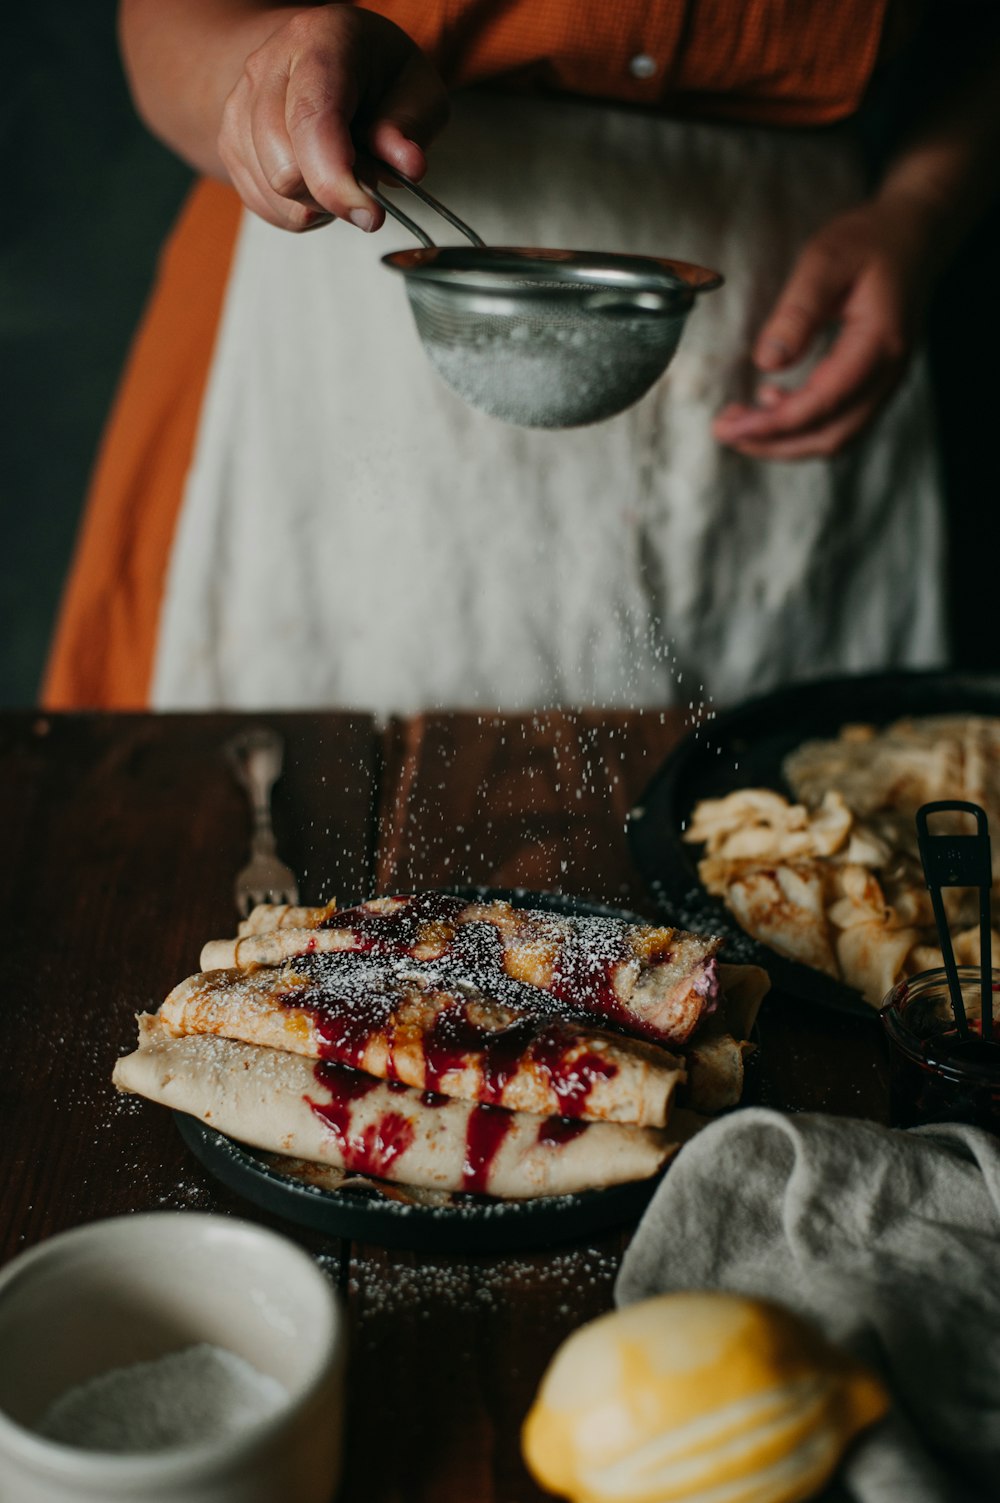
[367,162,723,430]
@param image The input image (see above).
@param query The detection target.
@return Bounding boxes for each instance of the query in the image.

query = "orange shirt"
[356,0,891,126]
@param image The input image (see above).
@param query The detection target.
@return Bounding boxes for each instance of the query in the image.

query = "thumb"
[754,241,853,371]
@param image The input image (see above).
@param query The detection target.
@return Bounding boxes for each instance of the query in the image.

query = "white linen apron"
[151,91,946,713]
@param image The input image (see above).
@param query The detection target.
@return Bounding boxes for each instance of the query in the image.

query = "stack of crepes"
[113,894,768,1202]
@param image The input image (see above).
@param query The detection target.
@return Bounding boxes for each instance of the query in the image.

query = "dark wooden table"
[0,711,888,1502]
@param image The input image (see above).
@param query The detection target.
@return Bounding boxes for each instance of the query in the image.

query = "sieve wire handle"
[358,155,486,248]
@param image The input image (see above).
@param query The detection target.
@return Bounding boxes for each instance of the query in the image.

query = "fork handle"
[226,728,284,844]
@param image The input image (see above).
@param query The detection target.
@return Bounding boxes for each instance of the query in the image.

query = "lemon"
[522,1292,888,1503]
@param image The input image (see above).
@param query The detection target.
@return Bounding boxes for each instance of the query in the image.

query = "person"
[43,1,1000,713]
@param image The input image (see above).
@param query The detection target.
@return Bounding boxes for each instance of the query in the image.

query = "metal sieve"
[367,164,722,429]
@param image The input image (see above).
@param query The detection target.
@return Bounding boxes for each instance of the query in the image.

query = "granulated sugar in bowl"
[0,1212,345,1503]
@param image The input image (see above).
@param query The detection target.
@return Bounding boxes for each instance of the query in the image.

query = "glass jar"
[881,967,1000,1131]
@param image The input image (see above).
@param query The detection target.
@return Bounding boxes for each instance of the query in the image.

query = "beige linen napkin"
[615,1107,1000,1503]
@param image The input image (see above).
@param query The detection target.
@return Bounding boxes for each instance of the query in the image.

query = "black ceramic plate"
[627,669,1000,1017]
[175,888,667,1252]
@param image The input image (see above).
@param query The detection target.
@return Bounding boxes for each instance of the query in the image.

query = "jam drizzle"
[280,955,621,1117]
[316,893,637,1021]
[305,1060,596,1197]
[462,1104,513,1194]
[310,892,719,1044]
[275,895,702,1190]
[536,1117,588,1148]
[307,1060,416,1178]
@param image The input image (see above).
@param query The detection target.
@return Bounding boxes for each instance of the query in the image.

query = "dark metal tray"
[175,888,666,1252]
[627,669,1000,1017]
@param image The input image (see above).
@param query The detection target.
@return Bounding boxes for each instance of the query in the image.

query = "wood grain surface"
[0,710,888,1503]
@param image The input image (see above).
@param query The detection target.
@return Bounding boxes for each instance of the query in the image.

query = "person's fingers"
[715,389,888,459]
[220,70,330,228]
[365,123,427,184]
[249,62,313,204]
[714,303,903,445]
[752,239,854,372]
[285,46,385,228]
[364,51,450,177]
[227,155,334,233]
[715,199,929,459]
[219,8,450,233]
[714,345,901,459]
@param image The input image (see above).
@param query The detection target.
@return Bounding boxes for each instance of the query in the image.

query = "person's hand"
[218,4,449,232]
[712,195,937,460]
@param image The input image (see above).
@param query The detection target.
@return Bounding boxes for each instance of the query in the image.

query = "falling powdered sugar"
[36,1343,288,1453]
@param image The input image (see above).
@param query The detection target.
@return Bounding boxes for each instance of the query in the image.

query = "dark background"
[2,4,997,708]
[2,5,190,706]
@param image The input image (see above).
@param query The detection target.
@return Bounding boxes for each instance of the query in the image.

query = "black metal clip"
[915,800,993,1041]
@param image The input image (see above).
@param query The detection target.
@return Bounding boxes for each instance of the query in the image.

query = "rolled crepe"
[156,955,685,1128]
[270,1103,712,1201]
[675,966,769,1114]
[717,963,770,1039]
[237,902,338,937]
[200,893,721,1046]
[112,1019,676,1199]
[681,1032,751,1114]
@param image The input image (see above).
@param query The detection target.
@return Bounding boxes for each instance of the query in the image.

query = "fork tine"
[235,887,251,919]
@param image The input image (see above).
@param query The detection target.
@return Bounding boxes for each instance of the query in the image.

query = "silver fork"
[225,727,300,917]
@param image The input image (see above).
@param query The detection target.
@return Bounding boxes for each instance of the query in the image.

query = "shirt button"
[629,53,658,79]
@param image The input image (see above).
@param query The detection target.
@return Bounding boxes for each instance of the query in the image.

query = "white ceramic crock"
[0,1213,345,1503]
